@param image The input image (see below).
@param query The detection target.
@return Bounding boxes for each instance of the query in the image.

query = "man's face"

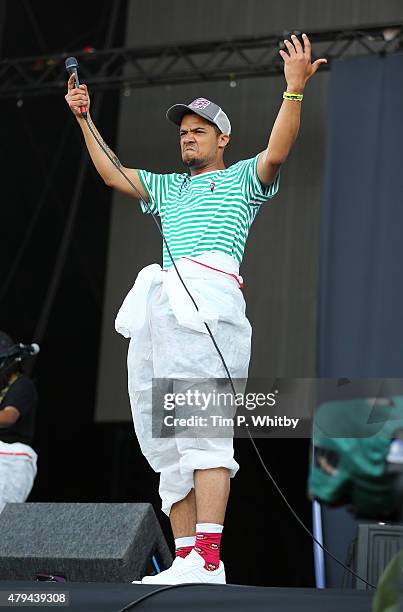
[179,113,221,169]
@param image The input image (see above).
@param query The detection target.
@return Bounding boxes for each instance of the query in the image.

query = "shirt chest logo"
[176,176,221,203]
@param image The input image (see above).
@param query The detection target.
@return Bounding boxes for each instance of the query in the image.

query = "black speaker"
[353,522,403,590]
[0,503,172,582]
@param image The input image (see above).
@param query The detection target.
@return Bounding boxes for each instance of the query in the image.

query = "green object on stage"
[373,550,403,612]
[309,396,403,519]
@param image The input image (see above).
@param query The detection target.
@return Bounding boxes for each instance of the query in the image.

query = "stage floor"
[0,581,373,611]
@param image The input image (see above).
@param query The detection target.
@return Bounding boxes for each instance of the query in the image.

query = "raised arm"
[65,73,147,201]
[257,33,327,186]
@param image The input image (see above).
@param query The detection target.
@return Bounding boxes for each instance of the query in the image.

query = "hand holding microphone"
[64,57,89,120]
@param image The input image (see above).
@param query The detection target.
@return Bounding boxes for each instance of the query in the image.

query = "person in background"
[0,331,38,513]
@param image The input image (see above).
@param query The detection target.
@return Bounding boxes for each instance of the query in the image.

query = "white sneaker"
[140,549,226,585]
[131,555,186,584]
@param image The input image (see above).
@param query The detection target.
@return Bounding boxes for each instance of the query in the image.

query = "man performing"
[65,33,326,584]
[0,332,38,513]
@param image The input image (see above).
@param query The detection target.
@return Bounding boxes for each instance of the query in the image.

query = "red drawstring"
[181,257,243,288]
[0,452,33,460]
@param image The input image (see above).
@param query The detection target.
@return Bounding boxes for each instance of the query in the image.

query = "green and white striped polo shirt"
[137,154,280,269]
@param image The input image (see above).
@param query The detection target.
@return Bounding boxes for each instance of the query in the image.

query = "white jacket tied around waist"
[115,251,244,337]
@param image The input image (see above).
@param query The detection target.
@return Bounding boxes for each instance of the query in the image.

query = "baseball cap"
[0,331,14,358]
[166,98,231,135]
[0,331,15,374]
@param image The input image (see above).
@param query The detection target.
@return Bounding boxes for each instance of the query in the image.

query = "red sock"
[194,524,223,571]
[174,536,195,558]
[175,545,193,558]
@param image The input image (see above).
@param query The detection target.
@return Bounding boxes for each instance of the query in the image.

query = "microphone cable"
[82,114,376,591]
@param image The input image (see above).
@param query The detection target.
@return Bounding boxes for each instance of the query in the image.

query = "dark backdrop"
[316,50,403,590]
[318,54,403,378]
[1,0,403,589]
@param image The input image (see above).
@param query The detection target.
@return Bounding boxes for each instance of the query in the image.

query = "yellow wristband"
[283,91,304,101]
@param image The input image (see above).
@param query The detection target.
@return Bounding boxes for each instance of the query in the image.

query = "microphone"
[65,56,87,119]
[0,343,40,359]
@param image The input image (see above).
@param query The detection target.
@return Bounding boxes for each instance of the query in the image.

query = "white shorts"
[124,252,251,515]
[0,441,37,513]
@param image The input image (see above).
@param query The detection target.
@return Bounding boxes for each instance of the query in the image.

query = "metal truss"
[0,23,402,99]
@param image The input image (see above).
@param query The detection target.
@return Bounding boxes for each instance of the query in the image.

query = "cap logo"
[190,98,211,110]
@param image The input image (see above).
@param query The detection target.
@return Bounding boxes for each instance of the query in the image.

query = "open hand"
[279,33,327,91]
[65,73,90,119]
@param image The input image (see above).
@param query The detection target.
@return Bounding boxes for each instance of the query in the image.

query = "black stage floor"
[0,581,373,611]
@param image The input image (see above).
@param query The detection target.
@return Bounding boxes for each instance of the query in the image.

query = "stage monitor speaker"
[0,503,172,582]
[353,522,403,590]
